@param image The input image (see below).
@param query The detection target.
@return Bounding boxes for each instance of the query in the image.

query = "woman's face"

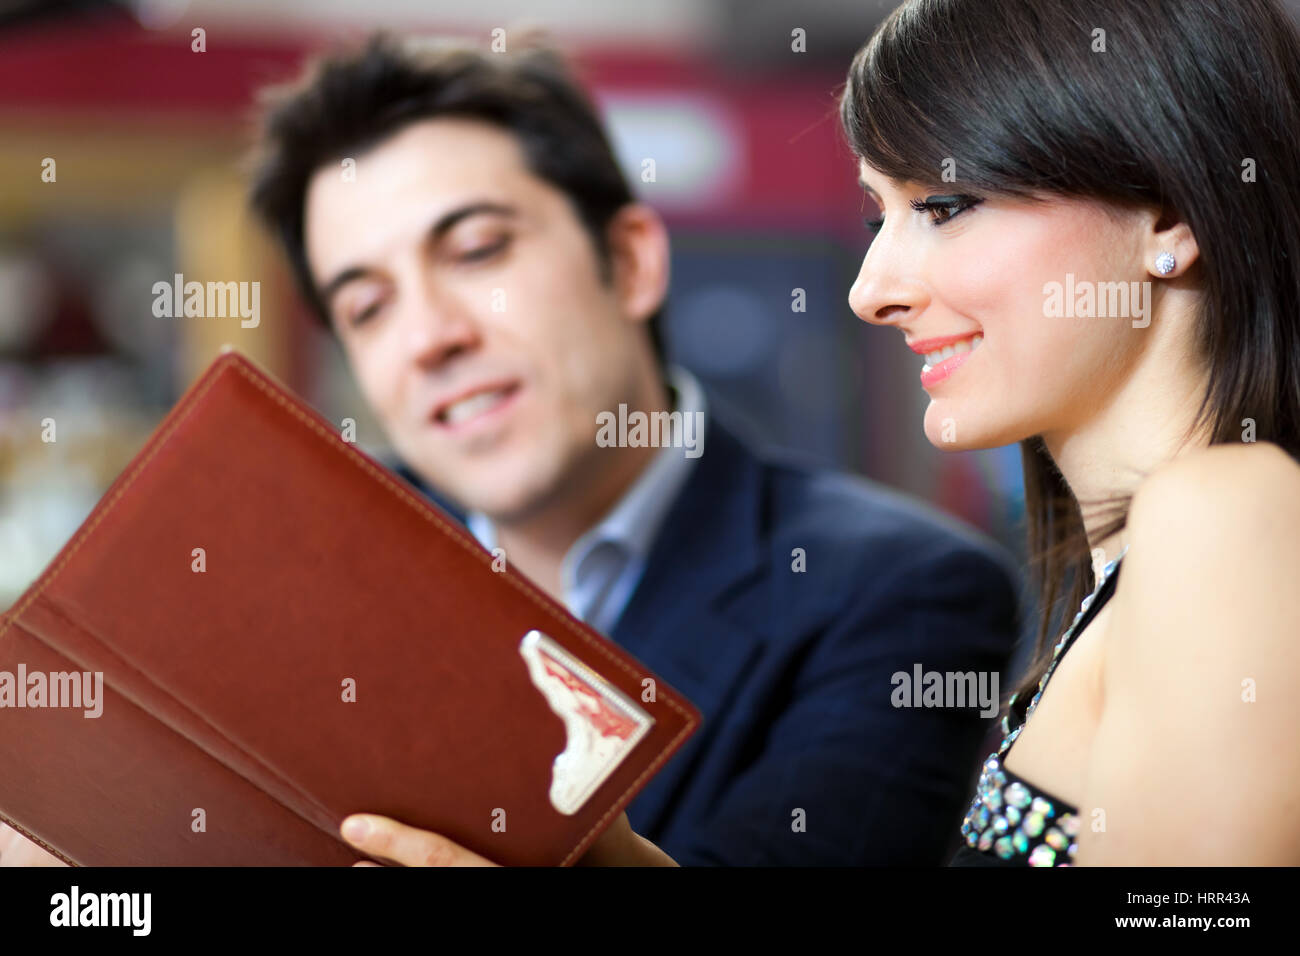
[848,161,1156,451]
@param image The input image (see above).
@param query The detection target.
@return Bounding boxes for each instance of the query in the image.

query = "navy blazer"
[395,418,1020,865]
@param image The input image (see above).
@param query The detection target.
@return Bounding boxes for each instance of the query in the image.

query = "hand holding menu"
[0,349,699,866]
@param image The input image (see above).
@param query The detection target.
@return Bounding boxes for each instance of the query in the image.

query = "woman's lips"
[920,349,975,388]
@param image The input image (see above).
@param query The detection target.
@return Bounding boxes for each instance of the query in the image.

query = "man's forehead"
[302,118,552,287]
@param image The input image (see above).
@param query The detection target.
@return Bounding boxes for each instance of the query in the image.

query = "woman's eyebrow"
[856,175,883,206]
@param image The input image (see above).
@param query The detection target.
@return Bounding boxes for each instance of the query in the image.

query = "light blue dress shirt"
[466,367,707,635]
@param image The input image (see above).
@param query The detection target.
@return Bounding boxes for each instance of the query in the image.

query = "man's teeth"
[443,388,510,425]
[922,335,983,372]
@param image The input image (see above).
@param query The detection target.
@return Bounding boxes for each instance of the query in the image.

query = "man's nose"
[398,279,482,369]
[847,235,928,329]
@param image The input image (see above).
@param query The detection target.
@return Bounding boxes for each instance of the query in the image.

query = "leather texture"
[0,349,699,866]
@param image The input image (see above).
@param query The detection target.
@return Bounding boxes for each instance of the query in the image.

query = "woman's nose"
[847,239,928,328]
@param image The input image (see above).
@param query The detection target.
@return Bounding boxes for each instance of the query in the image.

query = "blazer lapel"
[610,420,777,833]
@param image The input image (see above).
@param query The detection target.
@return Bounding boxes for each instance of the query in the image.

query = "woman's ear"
[1146,213,1199,278]
[605,203,671,325]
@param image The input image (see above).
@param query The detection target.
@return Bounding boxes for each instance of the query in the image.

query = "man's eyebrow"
[318,200,519,303]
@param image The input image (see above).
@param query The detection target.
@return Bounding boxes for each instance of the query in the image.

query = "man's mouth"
[432,381,522,429]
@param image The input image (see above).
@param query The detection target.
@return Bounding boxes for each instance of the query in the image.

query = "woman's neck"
[1042,299,1212,563]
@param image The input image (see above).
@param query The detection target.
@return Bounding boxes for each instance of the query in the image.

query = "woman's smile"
[910,333,984,388]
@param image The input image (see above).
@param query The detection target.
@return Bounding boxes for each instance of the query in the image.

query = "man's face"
[303,118,652,521]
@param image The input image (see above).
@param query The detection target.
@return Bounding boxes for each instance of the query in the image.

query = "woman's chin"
[921,407,1005,452]
[924,432,979,452]
[923,407,972,450]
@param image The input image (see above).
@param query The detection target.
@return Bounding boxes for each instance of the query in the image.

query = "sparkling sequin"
[1031,797,1056,819]
[994,836,1014,859]
[1004,783,1031,808]
[1061,815,1081,837]
[992,815,1009,835]
[1005,806,1021,826]
[1022,812,1046,837]
[1012,831,1030,854]
[978,829,994,852]
[1028,845,1056,867]
[1044,828,1068,850]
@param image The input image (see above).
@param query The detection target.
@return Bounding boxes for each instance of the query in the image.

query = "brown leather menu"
[0,348,699,866]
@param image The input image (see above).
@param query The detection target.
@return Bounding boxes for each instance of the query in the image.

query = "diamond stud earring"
[1154,251,1177,276]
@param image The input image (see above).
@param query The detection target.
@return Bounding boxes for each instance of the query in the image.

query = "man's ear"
[605,203,670,325]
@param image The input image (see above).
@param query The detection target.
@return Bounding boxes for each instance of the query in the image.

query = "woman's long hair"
[839,0,1300,723]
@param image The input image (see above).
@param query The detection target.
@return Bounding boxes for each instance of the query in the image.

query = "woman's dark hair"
[839,0,1300,723]
[246,30,666,369]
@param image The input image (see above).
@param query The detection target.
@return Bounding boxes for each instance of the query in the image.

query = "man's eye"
[909,195,982,226]
[456,235,511,263]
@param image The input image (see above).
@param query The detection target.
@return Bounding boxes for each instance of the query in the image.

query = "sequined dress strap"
[952,553,1125,866]
[1004,556,1125,740]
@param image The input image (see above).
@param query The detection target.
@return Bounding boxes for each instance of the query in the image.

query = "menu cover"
[0,349,700,866]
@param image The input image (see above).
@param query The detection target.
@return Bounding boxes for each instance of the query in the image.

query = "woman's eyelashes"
[348,299,384,328]
[911,194,982,225]
[863,194,983,234]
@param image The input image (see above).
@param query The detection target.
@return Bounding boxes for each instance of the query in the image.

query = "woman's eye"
[863,215,885,234]
[910,195,982,226]
[349,301,382,327]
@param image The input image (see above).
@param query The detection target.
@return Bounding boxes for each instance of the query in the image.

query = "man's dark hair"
[246,31,666,368]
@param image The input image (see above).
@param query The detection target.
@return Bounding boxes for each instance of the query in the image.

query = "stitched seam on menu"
[0,354,696,866]
[0,749,76,874]
[0,617,63,864]
[0,814,75,867]
[15,600,341,836]
[220,358,699,867]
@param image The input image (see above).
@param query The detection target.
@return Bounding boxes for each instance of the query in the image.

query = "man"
[244,31,1023,866]
[0,32,1018,868]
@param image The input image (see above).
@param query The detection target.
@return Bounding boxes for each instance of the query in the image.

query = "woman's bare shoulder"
[1128,441,1300,560]
[1115,441,1300,647]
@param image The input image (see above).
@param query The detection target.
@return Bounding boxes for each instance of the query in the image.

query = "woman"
[327,0,1300,867]
[838,0,1300,866]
